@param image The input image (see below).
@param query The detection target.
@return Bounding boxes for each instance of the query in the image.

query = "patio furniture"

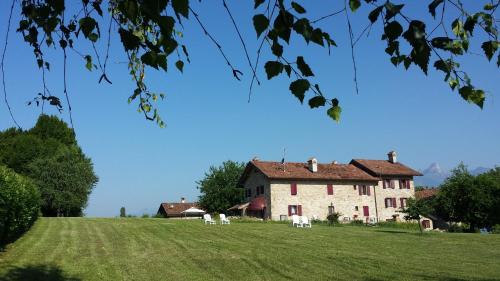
[204,214,216,225]
[301,216,312,228]
[220,214,230,225]
[292,215,302,227]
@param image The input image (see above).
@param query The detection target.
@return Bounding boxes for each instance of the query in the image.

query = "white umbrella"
[181,207,206,214]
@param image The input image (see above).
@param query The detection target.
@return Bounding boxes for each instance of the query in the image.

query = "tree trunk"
[418,219,423,234]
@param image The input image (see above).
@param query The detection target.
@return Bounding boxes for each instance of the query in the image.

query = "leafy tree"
[120,207,126,217]
[2,1,498,127]
[401,197,431,233]
[28,146,98,217]
[436,163,499,231]
[0,165,40,246]
[197,160,245,213]
[0,114,98,217]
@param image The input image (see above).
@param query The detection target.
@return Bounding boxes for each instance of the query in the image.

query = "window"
[288,205,302,216]
[327,184,334,195]
[354,206,359,211]
[389,180,396,189]
[400,198,408,208]
[383,180,391,189]
[246,188,252,198]
[385,197,397,208]
[353,185,357,190]
[256,185,264,196]
[290,183,297,195]
[422,220,431,229]
[328,205,335,215]
[358,185,371,196]
[399,179,411,189]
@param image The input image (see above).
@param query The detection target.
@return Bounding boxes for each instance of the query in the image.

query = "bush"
[0,166,40,246]
[326,212,342,225]
[349,220,365,226]
[492,225,500,234]
[448,223,465,233]
[141,214,150,218]
[376,221,420,231]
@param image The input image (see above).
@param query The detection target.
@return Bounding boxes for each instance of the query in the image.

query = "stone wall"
[374,177,415,222]
[242,167,271,218]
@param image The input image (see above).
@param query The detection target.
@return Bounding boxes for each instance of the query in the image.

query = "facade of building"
[238,151,424,224]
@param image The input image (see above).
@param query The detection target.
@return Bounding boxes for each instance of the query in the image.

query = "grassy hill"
[0,218,499,281]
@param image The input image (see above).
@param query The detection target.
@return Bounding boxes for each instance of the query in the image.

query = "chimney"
[388,151,397,163]
[308,157,318,173]
[332,160,338,165]
[181,197,185,203]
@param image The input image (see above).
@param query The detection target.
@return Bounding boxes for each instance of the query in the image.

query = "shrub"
[492,225,500,234]
[448,223,465,233]
[349,220,365,226]
[376,221,421,231]
[326,212,342,225]
[0,166,40,246]
[141,214,150,218]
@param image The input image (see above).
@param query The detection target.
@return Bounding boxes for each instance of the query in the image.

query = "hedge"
[0,165,40,246]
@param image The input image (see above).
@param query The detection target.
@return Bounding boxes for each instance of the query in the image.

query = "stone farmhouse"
[237,151,429,226]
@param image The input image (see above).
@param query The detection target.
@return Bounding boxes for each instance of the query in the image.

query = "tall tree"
[197,160,245,213]
[401,197,431,233]
[437,163,499,231]
[2,1,498,127]
[28,146,98,217]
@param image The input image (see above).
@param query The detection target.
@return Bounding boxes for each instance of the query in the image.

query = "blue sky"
[1,1,499,217]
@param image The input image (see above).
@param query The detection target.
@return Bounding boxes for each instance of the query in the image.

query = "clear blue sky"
[1,1,498,217]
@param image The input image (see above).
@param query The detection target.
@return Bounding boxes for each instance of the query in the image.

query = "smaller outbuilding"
[157,197,202,218]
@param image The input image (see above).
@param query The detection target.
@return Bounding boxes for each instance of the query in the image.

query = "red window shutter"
[400,198,405,208]
[363,206,369,216]
[383,180,387,189]
[367,186,371,196]
[291,183,297,195]
[406,180,411,189]
[358,185,362,196]
[297,205,302,216]
[288,205,292,216]
[392,198,397,208]
[399,180,403,189]
[384,198,388,208]
[327,184,333,195]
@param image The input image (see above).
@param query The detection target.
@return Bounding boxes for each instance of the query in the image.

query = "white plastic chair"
[220,214,230,225]
[204,214,216,225]
[292,215,302,227]
[301,216,312,228]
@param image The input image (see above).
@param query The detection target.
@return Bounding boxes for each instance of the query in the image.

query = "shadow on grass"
[0,265,80,281]
[374,230,409,234]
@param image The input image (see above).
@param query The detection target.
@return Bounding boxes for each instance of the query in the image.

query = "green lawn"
[0,218,499,281]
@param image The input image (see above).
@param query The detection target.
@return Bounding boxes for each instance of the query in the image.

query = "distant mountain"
[414,163,494,187]
[470,167,490,175]
[415,163,449,187]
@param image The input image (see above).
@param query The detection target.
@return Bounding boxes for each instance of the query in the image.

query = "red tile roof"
[350,159,423,177]
[246,160,378,182]
[158,202,199,217]
[415,189,439,199]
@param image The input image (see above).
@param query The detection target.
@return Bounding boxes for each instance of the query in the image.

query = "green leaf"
[384,21,403,41]
[141,51,158,69]
[481,41,499,61]
[349,0,361,12]
[464,15,478,35]
[175,60,184,72]
[293,18,313,43]
[253,14,269,38]
[78,16,97,38]
[310,28,324,46]
[368,6,383,23]
[428,0,444,18]
[158,16,175,36]
[283,65,292,77]
[384,3,404,20]
[327,104,342,123]
[458,86,485,109]
[172,0,189,18]
[296,56,314,77]
[291,2,306,14]
[84,55,93,71]
[308,96,326,108]
[273,10,294,43]
[254,0,265,9]
[289,79,310,103]
[119,28,141,51]
[157,54,167,71]
[264,61,283,79]
[448,78,459,90]
[271,40,283,57]
[88,33,98,42]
